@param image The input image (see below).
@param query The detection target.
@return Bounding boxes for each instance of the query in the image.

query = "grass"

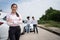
[38,20,60,28]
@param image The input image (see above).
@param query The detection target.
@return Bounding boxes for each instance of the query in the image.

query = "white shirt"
[27,19,31,24]
[6,13,22,26]
[31,19,37,24]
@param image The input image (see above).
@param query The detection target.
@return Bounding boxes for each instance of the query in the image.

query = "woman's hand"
[17,19,22,24]
[9,19,13,23]
[17,21,22,24]
[17,17,22,24]
[7,18,13,23]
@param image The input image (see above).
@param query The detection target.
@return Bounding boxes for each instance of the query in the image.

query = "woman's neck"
[11,12,16,14]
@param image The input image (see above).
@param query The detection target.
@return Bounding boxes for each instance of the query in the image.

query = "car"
[23,20,34,32]
[30,24,34,32]
[0,12,9,40]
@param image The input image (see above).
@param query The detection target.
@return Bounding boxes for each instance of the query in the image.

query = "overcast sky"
[0,0,60,20]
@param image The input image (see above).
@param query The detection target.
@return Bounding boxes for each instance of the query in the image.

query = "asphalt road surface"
[20,27,60,40]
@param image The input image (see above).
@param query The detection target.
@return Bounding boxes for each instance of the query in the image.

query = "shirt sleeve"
[6,14,10,21]
[6,14,13,25]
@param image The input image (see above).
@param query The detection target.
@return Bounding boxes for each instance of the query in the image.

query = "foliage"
[38,7,60,28]
[40,7,60,22]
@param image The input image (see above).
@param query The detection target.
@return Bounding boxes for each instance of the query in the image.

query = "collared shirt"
[26,19,31,24]
[31,19,37,24]
[6,13,22,26]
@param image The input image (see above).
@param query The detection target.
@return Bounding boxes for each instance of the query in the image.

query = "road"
[20,27,60,40]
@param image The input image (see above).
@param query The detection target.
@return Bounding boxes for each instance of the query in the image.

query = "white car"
[0,19,9,40]
[30,24,34,31]
[0,12,9,40]
[23,20,34,32]
[24,24,34,32]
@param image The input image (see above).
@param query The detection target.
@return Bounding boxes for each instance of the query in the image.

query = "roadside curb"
[38,25,60,36]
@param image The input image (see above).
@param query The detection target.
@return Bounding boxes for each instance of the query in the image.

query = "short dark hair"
[27,16,30,19]
[32,16,34,18]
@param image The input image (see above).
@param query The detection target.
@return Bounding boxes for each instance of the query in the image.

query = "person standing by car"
[26,16,31,33]
[31,16,38,33]
[6,3,22,40]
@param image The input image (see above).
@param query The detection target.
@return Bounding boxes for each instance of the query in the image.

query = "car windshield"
[0,12,7,23]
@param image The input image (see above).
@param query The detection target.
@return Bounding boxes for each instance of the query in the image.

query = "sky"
[0,0,60,20]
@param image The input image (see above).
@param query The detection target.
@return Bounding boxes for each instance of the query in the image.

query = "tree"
[39,7,60,22]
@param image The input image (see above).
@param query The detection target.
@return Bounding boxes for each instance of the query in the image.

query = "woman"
[6,3,22,40]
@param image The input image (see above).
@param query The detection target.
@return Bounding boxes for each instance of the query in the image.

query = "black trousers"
[9,26,21,40]
[33,24,38,33]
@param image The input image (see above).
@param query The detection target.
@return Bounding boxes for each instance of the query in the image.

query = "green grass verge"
[38,20,60,28]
